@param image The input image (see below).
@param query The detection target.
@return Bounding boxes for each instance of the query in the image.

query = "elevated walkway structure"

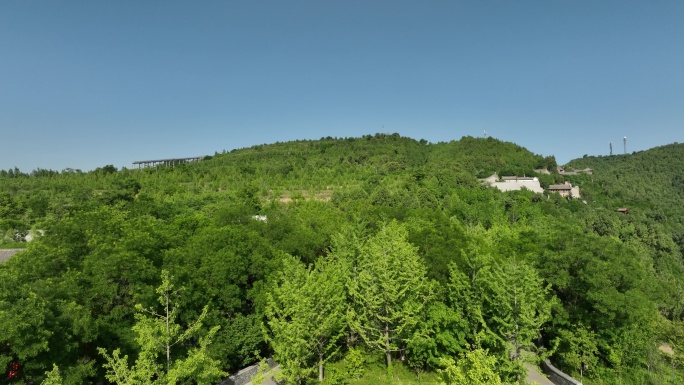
[132,156,205,169]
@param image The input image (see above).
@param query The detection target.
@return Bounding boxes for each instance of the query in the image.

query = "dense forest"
[1,134,683,385]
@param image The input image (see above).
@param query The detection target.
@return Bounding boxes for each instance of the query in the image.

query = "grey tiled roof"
[0,249,23,263]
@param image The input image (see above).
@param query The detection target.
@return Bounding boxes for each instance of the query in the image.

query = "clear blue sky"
[2,1,683,171]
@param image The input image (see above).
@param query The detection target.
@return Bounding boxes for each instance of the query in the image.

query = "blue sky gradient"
[2,1,683,171]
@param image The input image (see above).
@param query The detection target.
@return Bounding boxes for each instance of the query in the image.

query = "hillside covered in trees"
[1,134,683,385]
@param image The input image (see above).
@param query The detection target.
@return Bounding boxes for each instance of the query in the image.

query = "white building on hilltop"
[481,174,581,199]
[482,174,545,194]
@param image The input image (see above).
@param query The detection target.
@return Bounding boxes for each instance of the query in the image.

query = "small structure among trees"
[549,182,581,199]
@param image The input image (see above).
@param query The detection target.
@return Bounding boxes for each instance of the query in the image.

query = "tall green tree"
[481,258,552,360]
[264,254,346,383]
[347,221,432,368]
[98,270,224,385]
[554,325,599,381]
[264,256,312,384]
[309,257,347,381]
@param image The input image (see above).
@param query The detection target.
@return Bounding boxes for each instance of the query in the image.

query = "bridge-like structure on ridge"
[132,156,205,169]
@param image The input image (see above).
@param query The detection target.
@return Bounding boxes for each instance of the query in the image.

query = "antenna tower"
[610,142,613,156]
[623,136,627,154]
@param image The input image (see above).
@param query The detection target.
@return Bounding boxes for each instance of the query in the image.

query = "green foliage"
[437,349,512,385]
[345,360,439,385]
[567,144,684,321]
[480,258,552,359]
[554,325,599,379]
[98,270,225,385]
[344,348,367,380]
[264,254,346,383]
[249,357,272,385]
[2,134,684,384]
[346,222,433,368]
[41,364,63,385]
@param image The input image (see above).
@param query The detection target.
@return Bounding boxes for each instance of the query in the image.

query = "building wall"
[571,186,581,198]
[490,180,544,194]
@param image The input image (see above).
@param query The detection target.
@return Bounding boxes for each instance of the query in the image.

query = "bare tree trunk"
[319,351,324,382]
[385,323,391,368]
[514,285,519,359]
[513,285,520,385]
[166,286,171,374]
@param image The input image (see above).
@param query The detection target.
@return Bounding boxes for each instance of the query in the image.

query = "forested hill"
[1,134,557,231]
[566,143,684,249]
[154,133,556,192]
[1,134,683,385]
